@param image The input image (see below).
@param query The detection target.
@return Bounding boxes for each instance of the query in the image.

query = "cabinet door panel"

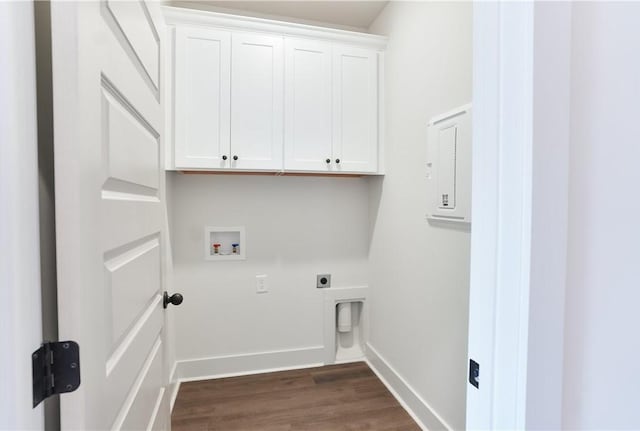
[332,46,378,173]
[231,33,283,170]
[284,38,332,171]
[174,27,231,169]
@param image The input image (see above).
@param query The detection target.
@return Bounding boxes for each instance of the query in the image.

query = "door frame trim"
[467,2,572,428]
[0,2,44,428]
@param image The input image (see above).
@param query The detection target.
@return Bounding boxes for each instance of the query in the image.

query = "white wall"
[169,174,369,372]
[367,3,472,430]
[163,171,178,396]
[0,1,44,428]
[563,2,640,429]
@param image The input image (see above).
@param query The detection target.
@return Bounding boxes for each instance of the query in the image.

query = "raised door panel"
[231,32,283,170]
[332,46,378,173]
[174,27,231,169]
[105,1,160,90]
[284,38,332,172]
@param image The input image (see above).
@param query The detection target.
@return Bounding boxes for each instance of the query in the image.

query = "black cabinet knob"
[233,155,238,161]
[163,292,183,309]
[222,155,228,161]
[335,158,341,164]
[326,158,331,164]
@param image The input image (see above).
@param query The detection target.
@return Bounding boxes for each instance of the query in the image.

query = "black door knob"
[222,155,228,161]
[335,158,341,164]
[326,158,331,164]
[163,292,183,309]
[233,155,238,161]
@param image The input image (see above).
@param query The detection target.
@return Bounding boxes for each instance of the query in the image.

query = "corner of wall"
[365,2,472,430]
[366,344,452,431]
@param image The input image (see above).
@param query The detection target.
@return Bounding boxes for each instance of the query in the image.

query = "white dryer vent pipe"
[337,302,352,333]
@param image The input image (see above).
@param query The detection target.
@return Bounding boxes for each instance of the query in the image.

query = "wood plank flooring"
[172,362,421,431]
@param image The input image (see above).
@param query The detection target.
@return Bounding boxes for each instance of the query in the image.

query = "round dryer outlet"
[316,274,331,288]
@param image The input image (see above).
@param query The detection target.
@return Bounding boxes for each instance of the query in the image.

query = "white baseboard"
[366,343,452,431]
[333,356,365,365]
[175,346,325,382]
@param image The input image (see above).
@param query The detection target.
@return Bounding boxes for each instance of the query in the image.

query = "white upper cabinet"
[231,33,284,170]
[285,40,379,174]
[284,38,333,172]
[174,27,231,169]
[166,8,386,174]
[332,46,378,173]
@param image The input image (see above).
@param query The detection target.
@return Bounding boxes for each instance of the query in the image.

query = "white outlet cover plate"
[256,274,268,293]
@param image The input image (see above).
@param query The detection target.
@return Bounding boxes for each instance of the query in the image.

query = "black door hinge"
[32,341,81,407]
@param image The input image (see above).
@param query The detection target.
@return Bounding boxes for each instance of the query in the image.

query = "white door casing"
[283,38,333,172]
[467,2,571,429]
[466,3,532,428]
[0,2,43,429]
[51,1,170,429]
[230,32,284,171]
[174,26,231,169]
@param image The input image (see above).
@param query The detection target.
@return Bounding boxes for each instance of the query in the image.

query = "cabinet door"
[174,27,231,169]
[332,46,378,173]
[231,33,284,170]
[284,38,332,171]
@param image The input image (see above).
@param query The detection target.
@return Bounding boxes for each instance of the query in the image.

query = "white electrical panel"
[426,104,471,224]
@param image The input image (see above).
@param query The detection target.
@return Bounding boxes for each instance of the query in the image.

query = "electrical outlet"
[316,274,331,288]
[256,274,268,293]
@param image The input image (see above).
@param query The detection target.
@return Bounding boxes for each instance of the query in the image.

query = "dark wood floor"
[172,362,421,431]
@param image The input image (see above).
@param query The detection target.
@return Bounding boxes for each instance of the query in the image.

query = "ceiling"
[170,1,390,31]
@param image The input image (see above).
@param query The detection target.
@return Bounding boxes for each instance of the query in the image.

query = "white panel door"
[284,38,333,172]
[231,32,284,170]
[332,45,378,173]
[51,1,170,429]
[174,27,231,169]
